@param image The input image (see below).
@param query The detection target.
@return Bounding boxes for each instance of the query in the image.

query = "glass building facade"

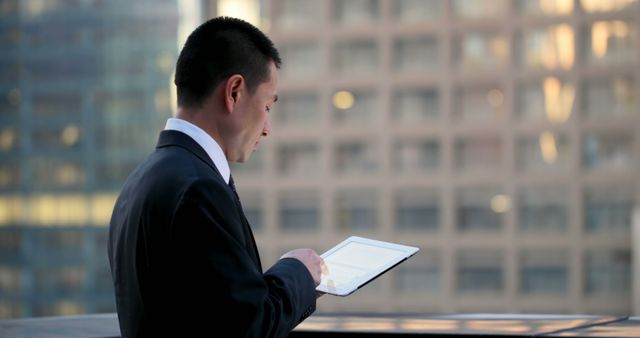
[0,0,179,318]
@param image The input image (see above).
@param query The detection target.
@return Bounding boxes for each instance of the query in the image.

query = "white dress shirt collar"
[164,118,230,184]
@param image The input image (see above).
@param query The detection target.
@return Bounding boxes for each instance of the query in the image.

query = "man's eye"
[266,106,271,113]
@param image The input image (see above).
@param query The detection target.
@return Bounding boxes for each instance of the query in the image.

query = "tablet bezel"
[316,236,419,296]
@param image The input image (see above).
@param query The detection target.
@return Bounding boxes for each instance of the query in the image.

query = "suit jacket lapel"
[156,130,263,270]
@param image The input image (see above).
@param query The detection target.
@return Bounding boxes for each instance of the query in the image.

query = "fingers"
[281,248,325,286]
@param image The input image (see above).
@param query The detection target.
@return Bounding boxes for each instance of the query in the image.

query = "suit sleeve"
[165,178,316,337]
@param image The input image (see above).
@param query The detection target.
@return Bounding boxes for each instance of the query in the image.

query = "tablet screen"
[317,237,418,296]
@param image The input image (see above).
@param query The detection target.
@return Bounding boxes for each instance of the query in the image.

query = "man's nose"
[262,116,271,137]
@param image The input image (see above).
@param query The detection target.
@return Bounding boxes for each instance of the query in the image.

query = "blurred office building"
[0,0,179,318]
[209,0,640,315]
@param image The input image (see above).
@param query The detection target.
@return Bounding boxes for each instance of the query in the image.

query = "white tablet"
[316,236,419,297]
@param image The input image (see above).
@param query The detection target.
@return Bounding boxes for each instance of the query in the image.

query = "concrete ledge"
[1,313,638,337]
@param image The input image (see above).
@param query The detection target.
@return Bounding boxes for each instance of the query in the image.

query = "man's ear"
[224,74,245,113]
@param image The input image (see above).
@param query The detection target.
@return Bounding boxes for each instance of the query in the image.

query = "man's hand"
[281,248,326,286]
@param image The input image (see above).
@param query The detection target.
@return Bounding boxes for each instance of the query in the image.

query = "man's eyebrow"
[273,94,278,103]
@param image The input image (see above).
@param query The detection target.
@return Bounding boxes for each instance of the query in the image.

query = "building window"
[279,41,321,78]
[393,36,439,72]
[392,88,439,123]
[394,189,439,231]
[580,0,638,13]
[455,136,502,173]
[333,40,378,75]
[332,90,379,126]
[32,92,82,118]
[516,133,571,173]
[517,25,575,70]
[454,86,505,122]
[274,92,319,127]
[0,266,21,293]
[277,142,319,176]
[394,250,440,292]
[518,186,568,233]
[229,149,263,176]
[31,158,85,188]
[582,76,635,119]
[272,0,321,31]
[0,163,20,189]
[455,32,508,72]
[333,0,379,26]
[583,132,634,171]
[279,191,319,231]
[516,78,575,123]
[393,139,439,173]
[520,250,568,294]
[582,20,637,66]
[452,0,508,19]
[584,186,633,233]
[457,250,503,292]
[392,0,442,23]
[241,192,264,231]
[456,187,505,232]
[334,140,378,174]
[515,0,574,16]
[585,250,631,294]
[336,189,378,232]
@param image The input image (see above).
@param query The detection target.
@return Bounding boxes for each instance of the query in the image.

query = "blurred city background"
[0,0,638,320]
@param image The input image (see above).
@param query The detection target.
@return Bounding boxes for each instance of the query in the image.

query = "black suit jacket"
[108,130,316,337]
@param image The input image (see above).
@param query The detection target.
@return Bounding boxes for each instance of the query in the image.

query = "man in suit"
[108,17,325,337]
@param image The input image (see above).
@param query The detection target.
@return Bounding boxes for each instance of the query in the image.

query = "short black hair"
[174,17,281,108]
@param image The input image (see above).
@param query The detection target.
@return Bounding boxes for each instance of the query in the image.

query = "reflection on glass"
[518,187,568,232]
[334,141,378,174]
[277,142,319,176]
[279,191,319,231]
[516,0,574,15]
[333,40,378,74]
[520,250,568,294]
[336,189,378,231]
[582,77,635,119]
[455,86,504,122]
[457,250,503,292]
[395,189,439,231]
[583,132,634,171]
[393,36,439,72]
[274,92,319,126]
[393,139,439,173]
[0,162,19,189]
[392,88,439,123]
[584,187,633,233]
[332,90,379,125]
[581,0,638,13]
[392,0,442,23]
[585,250,631,294]
[455,136,502,172]
[394,250,440,292]
[516,133,570,172]
[519,25,575,69]
[272,0,321,31]
[279,41,321,78]
[453,0,508,19]
[457,187,504,231]
[0,195,22,225]
[31,159,84,188]
[543,77,574,123]
[333,0,379,26]
[584,20,637,65]
[456,32,508,71]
